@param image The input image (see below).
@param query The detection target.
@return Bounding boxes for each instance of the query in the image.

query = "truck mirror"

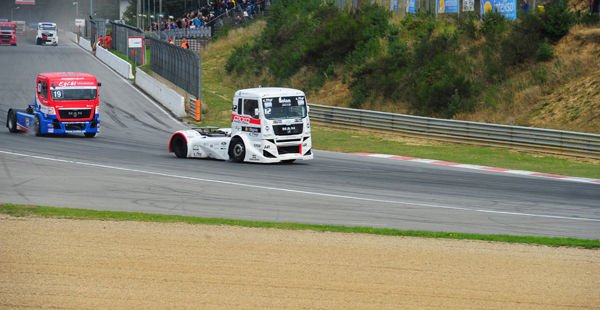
[37,83,41,94]
[97,82,102,87]
[253,108,259,118]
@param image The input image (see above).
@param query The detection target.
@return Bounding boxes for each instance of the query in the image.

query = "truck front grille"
[277,145,300,155]
[65,123,85,131]
[273,124,303,136]
[59,109,91,119]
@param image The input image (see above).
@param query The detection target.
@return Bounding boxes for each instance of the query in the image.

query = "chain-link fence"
[110,21,145,66]
[146,36,201,99]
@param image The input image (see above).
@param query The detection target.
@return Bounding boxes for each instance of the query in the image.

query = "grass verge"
[1,204,599,249]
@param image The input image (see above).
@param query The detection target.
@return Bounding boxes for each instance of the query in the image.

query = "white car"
[36,22,58,46]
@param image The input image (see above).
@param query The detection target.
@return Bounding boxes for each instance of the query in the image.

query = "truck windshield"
[0,26,14,31]
[51,88,97,100]
[40,25,56,31]
[262,96,307,120]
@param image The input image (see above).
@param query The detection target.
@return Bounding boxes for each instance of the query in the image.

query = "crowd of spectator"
[149,0,267,32]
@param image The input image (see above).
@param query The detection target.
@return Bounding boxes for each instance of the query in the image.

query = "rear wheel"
[7,110,18,133]
[171,135,188,158]
[229,138,246,162]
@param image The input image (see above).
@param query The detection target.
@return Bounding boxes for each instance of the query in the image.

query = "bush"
[500,13,543,65]
[539,0,574,42]
[536,40,554,61]
[225,44,255,75]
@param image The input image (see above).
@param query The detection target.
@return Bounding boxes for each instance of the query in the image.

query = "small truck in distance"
[6,72,101,137]
[169,87,313,163]
[0,21,17,46]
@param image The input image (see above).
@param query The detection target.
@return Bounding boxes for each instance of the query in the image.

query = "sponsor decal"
[253,144,261,148]
[232,114,261,125]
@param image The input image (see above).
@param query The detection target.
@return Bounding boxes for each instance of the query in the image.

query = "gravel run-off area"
[1,215,599,309]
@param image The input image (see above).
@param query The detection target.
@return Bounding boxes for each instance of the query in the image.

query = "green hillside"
[216,0,598,133]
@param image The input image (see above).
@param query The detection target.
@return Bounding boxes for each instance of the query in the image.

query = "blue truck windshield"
[262,96,307,120]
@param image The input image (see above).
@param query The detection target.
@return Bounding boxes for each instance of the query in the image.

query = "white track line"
[354,153,600,185]
[2,149,599,223]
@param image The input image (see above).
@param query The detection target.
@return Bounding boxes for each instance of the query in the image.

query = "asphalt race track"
[1,35,599,239]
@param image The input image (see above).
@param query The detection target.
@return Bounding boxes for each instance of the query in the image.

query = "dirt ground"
[1,215,599,309]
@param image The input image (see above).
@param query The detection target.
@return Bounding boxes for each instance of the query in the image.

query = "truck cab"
[169,87,313,163]
[230,88,313,163]
[36,22,58,45]
[0,21,17,46]
[7,72,101,137]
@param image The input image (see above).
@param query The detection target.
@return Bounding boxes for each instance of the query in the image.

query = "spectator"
[97,35,104,48]
[169,37,174,45]
[181,38,189,49]
[521,0,530,13]
[105,33,112,49]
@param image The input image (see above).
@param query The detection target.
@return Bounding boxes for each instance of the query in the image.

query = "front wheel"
[229,138,246,162]
[7,110,18,133]
[84,132,96,138]
[36,38,41,45]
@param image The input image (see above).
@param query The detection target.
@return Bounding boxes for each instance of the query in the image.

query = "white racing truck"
[36,22,58,46]
[169,87,313,163]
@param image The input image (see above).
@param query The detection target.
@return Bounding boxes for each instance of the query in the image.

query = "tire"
[84,132,96,138]
[33,115,42,136]
[170,134,188,158]
[7,110,18,133]
[281,159,296,164]
[229,138,246,162]
[36,38,41,45]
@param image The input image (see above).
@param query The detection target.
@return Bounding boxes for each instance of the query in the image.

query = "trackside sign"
[16,0,35,5]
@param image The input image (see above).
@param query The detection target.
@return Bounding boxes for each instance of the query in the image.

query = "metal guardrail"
[145,36,202,99]
[309,104,600,159]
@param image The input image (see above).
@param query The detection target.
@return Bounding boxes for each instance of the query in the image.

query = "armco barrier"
[95,45,134,79]
[309,104,600,159]
[135,70,185,117]
[78,36,92,52]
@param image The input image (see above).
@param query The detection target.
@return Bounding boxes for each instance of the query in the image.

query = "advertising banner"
[15,0,35,4]
[438,0,459,13]
[407,0,416,14]
[481,0,517,20]
[463,0,475,11]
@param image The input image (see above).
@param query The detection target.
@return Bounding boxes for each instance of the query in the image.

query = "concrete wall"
[96,45,134,79]
[135,70,186,117]
[78,36,92,52]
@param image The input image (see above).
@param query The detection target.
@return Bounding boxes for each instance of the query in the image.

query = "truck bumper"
[17,111,100,135]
